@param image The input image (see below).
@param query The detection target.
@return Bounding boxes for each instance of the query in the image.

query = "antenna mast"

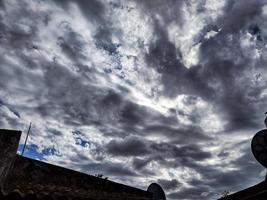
[21,122,32,156]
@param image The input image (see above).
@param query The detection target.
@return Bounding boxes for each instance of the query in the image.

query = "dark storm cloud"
[196,23,267,131]
[57,23,87,62]
[137,0,213,99]
[132,157,150,170]
[39,61,186,137]
[72,130,106,161]
[172,141,264,199]
[218,0,267,33]
[0,1,48,49]
[0,102,21,128]
[0,99,20,118]
[106,136,150,156]
[145,20,187,98]
[150,142,212,161]
[55,0,117,56]
[136,0,185,26]
[157,179,180,191]
[106,137,212,175]
[144,124,211,144]
[73,0,106,24]
[32,54,210,154]
[54,0,105,23]
[142,0,267,133]
[47,128,63,136]
[38,61,126,127]
[0,0,209,161]
[1,0,267,199]
[143,15,214,102]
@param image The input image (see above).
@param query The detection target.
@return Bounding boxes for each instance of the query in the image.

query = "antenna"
[21,122,32,156]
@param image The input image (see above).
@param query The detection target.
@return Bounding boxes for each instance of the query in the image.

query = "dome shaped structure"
[251,129,267,168]
[147,183,166,200]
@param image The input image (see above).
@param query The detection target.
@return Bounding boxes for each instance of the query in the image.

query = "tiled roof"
[2,156,152,200]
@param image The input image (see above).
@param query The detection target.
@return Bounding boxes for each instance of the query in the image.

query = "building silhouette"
[0,129,166,200]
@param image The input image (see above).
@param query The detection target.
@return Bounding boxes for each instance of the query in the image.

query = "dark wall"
[0,129,21,188]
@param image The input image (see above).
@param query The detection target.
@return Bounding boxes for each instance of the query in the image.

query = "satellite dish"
[251,129,267,168]
[147,183,166,200]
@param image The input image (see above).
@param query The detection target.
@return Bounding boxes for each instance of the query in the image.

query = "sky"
[1,0,267,199]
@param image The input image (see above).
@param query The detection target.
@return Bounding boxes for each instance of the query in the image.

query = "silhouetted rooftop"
[219,180,267,200]
[0,129,164,200]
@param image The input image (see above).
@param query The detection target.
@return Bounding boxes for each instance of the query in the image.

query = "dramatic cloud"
[1,0,267,199]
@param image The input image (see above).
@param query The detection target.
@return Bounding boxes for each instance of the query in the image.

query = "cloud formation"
[1,0,267,199]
